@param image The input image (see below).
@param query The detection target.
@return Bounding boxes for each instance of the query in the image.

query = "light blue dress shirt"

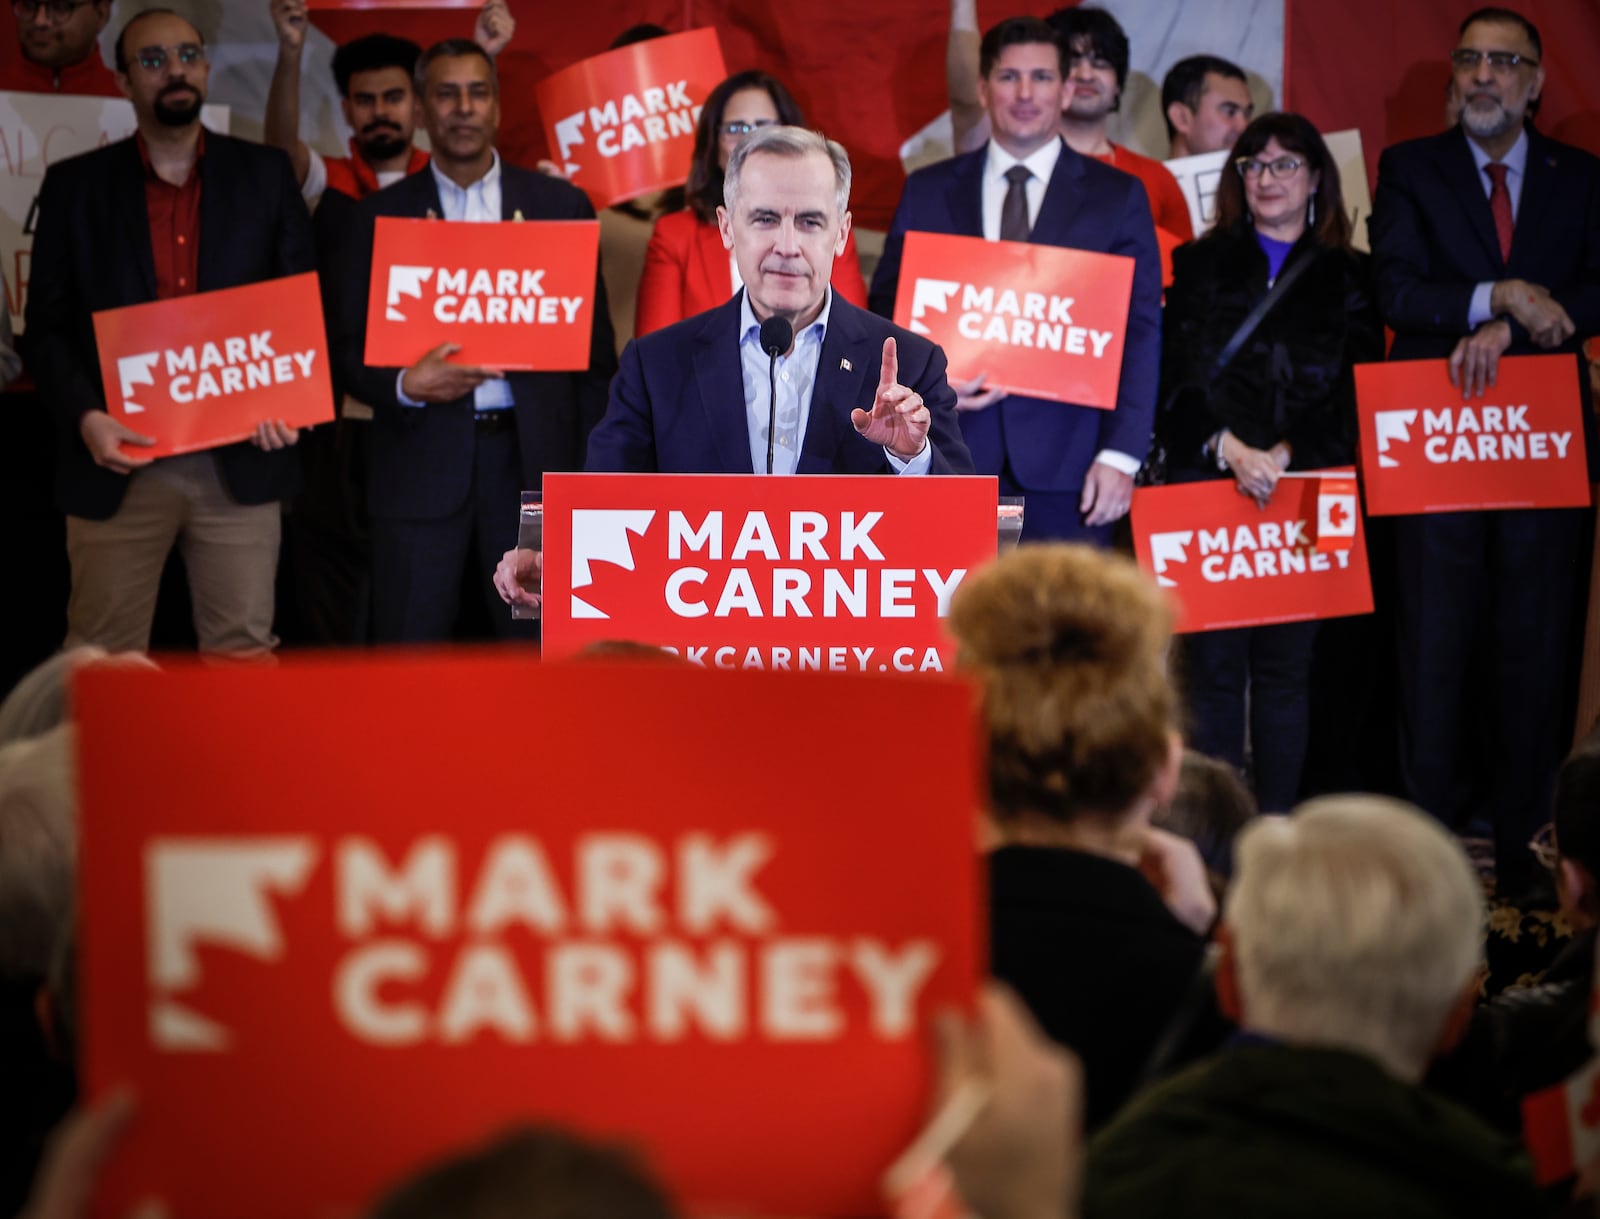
[737,289,931,475]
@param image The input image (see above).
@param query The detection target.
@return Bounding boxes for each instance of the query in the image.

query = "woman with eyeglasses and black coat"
[1156,111,1385,813]
[633,70,869,337]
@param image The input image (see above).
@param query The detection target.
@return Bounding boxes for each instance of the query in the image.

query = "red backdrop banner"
[1354,355,1590,515]
[540,472,999,672]
[1286,0,1600,190]
[92,273,333,459]
[76,655,983,1219]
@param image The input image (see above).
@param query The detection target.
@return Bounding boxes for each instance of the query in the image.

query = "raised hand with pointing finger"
[851,337,931,460]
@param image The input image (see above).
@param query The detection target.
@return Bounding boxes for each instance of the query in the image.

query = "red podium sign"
[891,231,1134,408]
[540,473,999,673]
[1131,471,1374,632]
[92,273,333,459]
[363,217,601,371]
[1355,355,1591,514]
[536,29,727,211]
[75,654,982,1219]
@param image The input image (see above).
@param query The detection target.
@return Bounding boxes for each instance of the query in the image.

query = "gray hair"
[414,38,498,97]
[723,125,852,220]
[1225,795,1484,1082]
[0,726,76,983]
[0,647,157,748]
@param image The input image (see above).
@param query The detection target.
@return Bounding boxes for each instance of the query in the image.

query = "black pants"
[1393,506,1587,888]
[1182,620,1319,813]
[369,421,535,644]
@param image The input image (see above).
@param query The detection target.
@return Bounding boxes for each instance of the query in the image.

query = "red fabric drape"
[1285,0,1600,186]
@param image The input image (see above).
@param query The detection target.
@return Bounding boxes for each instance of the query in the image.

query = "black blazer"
[25,132,315,520]
[1371,126,1600,358]
[333,161,617,522]
[1159,231,1384,476]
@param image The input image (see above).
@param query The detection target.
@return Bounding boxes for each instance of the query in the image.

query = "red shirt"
[323,141,430,199]
[1094,143,1194,242]
[0,37,119,95]
[137,131,203,300]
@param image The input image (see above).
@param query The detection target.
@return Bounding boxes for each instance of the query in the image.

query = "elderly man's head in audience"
[1217,796,1483,1082]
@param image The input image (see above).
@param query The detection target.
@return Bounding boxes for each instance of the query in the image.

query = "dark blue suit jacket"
[868,139,1161,492]
[585,291,973,475]
[1370,125,1600,470]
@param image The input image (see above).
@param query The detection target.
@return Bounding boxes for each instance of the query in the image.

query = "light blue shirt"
[396,151,515,411]
[1466,129,1528,328]
[738,289,932,476]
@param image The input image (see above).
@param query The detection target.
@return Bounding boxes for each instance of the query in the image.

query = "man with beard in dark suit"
[1370,6,1600,897]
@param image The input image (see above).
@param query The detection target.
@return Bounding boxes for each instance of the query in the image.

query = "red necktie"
[1485,162,1513,263]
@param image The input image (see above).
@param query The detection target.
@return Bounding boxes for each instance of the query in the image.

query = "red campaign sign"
[540,473,999,674]
[1355,355,1592,515]
[1130,471,1374,633]
[891,230,1134,409]
[363,216,601,371]
[75,654,983,1219]
[536,29,727,211]
[92,273,333,459]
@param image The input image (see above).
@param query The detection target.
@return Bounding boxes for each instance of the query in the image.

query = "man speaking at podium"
[495,125,973,610]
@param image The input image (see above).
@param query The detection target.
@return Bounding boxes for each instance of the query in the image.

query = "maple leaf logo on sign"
[570,509,656,619]
[386,266,435,323]
[116,351,160,414]
[908,279,961,337]
[146,838,319,1051]
[1147,530,1194,588]
[1374,409,1418,468]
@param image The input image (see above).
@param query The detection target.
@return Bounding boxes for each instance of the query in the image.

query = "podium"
[537,473,1002,672]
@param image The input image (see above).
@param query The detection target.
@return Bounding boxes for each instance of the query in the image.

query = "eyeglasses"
[133,42,206,72]
[1528,824,1558,872]
[1449,49,1539,73]
[12,0,90,21]
[1235,155,1305,180]
[719,119,778,139]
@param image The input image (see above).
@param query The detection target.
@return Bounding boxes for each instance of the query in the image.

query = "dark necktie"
[1000,164,1032,242]
[1485,162,1513,263]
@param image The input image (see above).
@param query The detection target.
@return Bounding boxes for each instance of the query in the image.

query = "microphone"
[759,315,792,475]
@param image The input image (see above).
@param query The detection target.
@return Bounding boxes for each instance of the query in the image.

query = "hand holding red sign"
[1448,319,1512,400]
[399,341,505,402]
[852,337,932,459]
[79,411,155,475]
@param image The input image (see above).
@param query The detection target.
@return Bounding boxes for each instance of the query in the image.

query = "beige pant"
[65,452,281,656]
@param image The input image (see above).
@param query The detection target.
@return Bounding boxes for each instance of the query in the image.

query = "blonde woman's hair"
[948,544,1174,820]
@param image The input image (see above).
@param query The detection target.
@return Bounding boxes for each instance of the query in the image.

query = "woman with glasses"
[1156,112,1383,813]
[633,69,868,337]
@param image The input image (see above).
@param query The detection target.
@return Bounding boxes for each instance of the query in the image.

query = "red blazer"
[635,208,869,337]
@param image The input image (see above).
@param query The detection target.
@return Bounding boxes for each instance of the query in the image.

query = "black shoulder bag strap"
[1208,247,1317,383]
